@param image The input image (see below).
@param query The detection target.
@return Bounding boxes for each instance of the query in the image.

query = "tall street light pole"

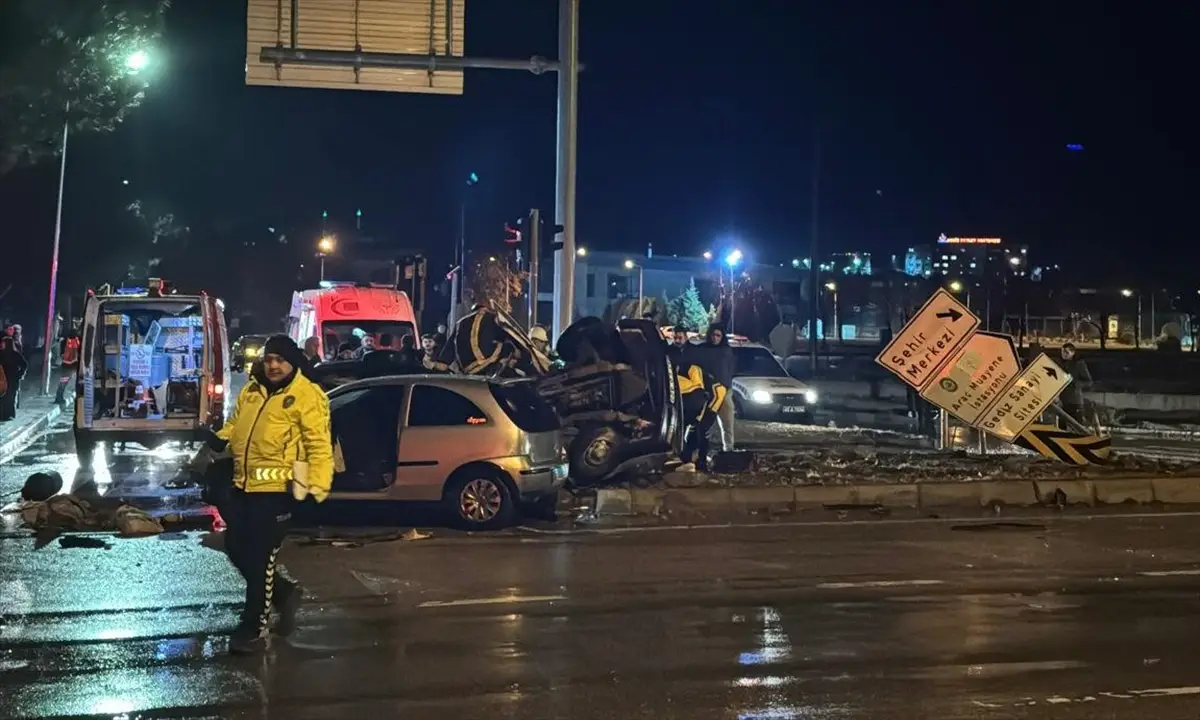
[551,0,580,341]
[624,259,643,316]
[450,172,479,326]
[317,235,335,281]
[42,50,153,395]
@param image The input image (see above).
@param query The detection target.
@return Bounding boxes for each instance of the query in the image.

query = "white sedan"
[729,344,818,423]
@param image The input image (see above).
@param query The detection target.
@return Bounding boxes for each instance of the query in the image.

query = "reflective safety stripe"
[256,546,281,636]
[252,467,295,481]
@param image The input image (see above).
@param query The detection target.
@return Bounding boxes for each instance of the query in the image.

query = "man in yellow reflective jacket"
[677,363,727,472]
[208,334,333,653]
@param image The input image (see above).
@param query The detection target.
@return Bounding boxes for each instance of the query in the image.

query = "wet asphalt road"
[7,378,1200,717]
[8,460,1200,720]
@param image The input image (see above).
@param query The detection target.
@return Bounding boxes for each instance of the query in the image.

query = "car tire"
[732,396,744,419]
[568,425,626,488]
[443,465,517,531]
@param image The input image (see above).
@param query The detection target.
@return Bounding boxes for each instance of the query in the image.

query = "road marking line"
[417,594,566,609]
[817,579,944,590]
[1138,569,1200,577]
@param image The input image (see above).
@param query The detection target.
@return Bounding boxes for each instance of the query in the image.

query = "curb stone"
[0,403,62,464]
[595,475,1200,517]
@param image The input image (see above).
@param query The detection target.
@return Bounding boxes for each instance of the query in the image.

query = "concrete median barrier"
[591,475,1200,519]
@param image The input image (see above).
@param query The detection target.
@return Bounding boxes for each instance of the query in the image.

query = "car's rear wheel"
[443,465,516,530]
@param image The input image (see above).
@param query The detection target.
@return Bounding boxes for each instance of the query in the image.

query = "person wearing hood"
[206,334,333,654]
[693,323,735,450]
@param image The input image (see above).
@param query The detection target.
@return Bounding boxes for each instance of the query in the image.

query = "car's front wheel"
[443,465,517,530]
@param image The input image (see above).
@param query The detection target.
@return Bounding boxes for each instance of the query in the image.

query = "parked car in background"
[728,343,819,423]
[326,374,567,529]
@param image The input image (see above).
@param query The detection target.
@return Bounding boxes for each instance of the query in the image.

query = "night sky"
[0,1,1192,318]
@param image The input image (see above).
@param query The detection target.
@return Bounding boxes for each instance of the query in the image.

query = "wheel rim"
[584,437,612,467]
[460,478,503,522]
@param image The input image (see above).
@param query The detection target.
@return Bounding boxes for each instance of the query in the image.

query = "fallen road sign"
[876,288,980,391]
[920,331,1020,424]
[1016,424,1112,465]
[975,353,1072,442]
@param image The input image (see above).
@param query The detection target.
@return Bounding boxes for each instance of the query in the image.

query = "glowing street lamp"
[949,280,964,293]
[126,50,151,72]
[42,47,157,396]
[1120,288,1134,298]
[576,247,587,257]
[317,235,336,281]
[725,249,743,267]
[624,259,644,314]
[702,250,713,260]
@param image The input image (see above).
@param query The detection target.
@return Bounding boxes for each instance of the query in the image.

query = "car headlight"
[804,389,818,404]
[751,389,773,404]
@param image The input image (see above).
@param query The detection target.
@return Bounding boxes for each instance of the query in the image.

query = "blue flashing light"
[318,280,334,289]
[1066,143,1084,151]
[115,287,147,295]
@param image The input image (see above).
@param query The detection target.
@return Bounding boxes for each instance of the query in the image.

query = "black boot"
[228,625,267,655]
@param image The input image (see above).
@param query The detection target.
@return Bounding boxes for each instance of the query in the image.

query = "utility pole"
[257,4,583,338]
[552,0,581,340]
[808,125,821,374]
[527,208,541,329]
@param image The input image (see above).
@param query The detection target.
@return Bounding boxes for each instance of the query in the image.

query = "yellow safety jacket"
[678,365,727,420]
[217,372,334,499]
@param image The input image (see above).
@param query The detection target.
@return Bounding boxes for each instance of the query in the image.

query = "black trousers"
[223,488,296,635]
[681,407,718,468]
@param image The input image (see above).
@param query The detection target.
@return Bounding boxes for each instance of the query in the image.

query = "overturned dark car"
[309,309,683,487]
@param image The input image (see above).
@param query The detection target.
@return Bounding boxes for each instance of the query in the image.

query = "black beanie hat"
[263,334,306,369]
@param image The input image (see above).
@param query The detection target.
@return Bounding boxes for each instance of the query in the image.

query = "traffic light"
[504,223,522,245]
[321,210,328,218]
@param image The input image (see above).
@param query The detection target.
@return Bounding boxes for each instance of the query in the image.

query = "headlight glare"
[751,389,773,404]
[804,389,818,404]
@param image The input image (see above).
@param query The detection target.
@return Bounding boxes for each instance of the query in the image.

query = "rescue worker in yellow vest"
[677,363,728,473]
[207,334,333,654]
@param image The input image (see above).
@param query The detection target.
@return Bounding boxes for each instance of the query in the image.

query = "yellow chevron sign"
[1015,424,1112,466]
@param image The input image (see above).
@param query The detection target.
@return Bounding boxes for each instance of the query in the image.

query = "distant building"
[906,234,1029,280]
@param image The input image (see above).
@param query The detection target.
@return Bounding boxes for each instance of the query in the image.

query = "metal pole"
[450,200,464,325]
[937,409,950,450]
[41,109,69,396]
[833,290,839,340]
[637,266,644,316]
[1150,291,1156,344]
[528,208,540,329]
[808,125,820,373]
[552,0,580,341]
[319,255,325,282]
[729,267,736,334]
[1137,294,1143,348]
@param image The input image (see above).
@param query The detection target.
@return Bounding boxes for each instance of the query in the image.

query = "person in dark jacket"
[0,336,28,421]
[693,324,735,450]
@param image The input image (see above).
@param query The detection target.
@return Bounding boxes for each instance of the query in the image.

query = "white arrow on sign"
[920,331,1020,425]
[975,353,1072,442]
[876,288,981,391]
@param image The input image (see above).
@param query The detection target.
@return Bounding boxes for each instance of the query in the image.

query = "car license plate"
[781,406,805,413]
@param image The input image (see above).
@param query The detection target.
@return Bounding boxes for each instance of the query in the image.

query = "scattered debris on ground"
[614,447,1200,489]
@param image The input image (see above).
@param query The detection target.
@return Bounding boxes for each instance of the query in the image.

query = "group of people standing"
[668,323,736,472]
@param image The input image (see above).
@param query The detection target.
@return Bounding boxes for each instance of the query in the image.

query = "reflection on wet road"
[6,501,1200,717]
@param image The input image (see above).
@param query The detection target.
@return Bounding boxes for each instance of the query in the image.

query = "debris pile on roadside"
[617,447,1200,488]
